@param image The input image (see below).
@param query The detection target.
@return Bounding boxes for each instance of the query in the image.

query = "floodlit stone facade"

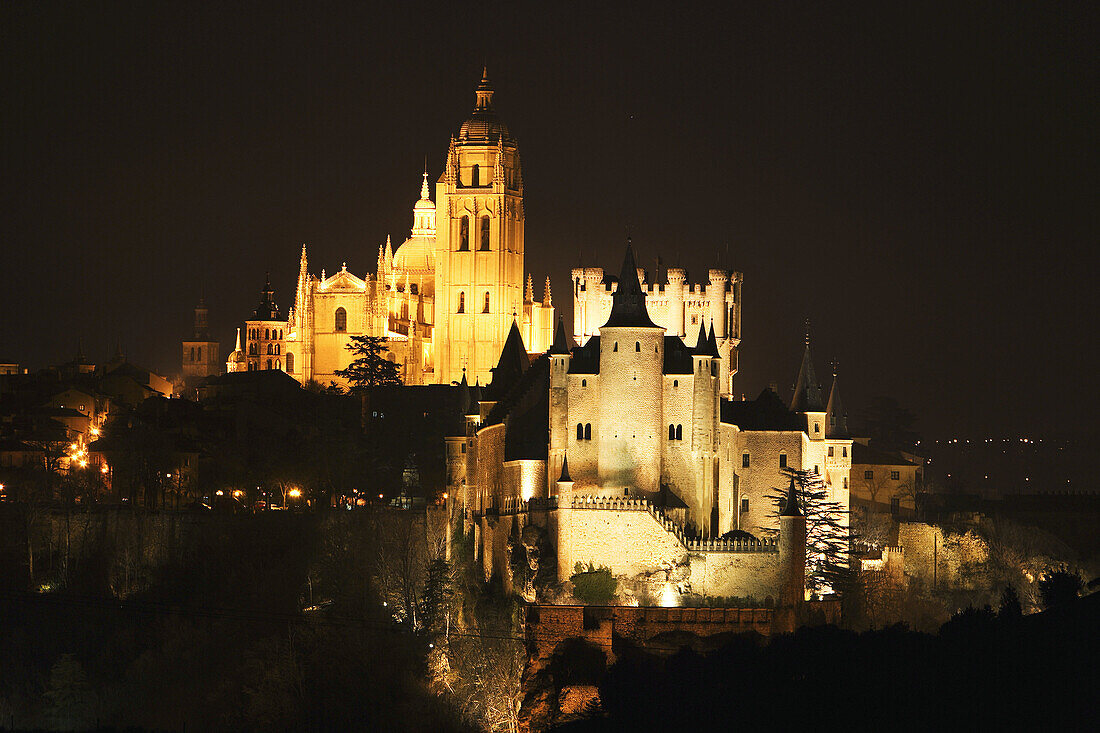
[447,244,851,605]
[231,71,554,387]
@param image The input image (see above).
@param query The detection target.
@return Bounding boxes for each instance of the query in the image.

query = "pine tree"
[334,335,402,389]
[766,468,849,597]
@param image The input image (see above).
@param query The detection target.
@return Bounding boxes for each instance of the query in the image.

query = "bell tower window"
[459,216,469,251]
[334,307,347,332]
[471,163,480,186]
[457,292,465,313]
[479,216,490,250]
[483,292,490,313]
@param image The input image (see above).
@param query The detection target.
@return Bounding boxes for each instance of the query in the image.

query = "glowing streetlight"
[288,488,302,499]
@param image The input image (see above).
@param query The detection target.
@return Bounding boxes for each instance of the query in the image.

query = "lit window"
[483,292,490,313]
[828,446,834,457]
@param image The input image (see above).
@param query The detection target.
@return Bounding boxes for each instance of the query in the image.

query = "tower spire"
[603,239,658,328]
[826,360,849,438]
[790,322,825,412]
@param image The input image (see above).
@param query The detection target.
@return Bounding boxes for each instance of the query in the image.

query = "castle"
[446,242,851,604]
[225,71,555,387]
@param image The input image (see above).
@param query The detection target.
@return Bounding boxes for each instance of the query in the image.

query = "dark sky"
[1,2,1095,441]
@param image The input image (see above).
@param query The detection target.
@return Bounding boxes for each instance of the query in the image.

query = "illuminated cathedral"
[227,70,555,386]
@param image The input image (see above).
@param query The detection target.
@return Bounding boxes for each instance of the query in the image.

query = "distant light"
[288,488,302,499]
[216,490,224,496]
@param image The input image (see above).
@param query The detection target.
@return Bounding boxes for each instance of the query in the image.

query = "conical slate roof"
[602,241,658,328]
[790,337,825,413]
[549,316,571,355]
[252,273,282,321]
[558,455,571,483]
[487,320,529,400]
[780,477,803,517]
[826,370,849,438]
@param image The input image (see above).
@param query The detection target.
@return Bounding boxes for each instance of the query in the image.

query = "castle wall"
[558,500,795,601]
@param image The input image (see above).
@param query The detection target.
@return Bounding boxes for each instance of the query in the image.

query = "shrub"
[571,562,617,605]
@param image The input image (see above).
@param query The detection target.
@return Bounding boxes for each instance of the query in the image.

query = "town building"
[181,296,221,379]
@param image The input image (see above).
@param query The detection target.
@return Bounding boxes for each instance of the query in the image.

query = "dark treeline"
[0,509,475,731]
[547,593,1098,730]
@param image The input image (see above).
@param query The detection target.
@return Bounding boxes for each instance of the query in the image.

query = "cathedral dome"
[457,69,513,143]
[392,235,436,273]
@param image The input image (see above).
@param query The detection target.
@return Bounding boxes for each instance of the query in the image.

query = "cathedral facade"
[229,71,554,387]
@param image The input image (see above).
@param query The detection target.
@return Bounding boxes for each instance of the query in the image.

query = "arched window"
[279,329,283,339]
[275,359,281,370]
[635,342,640,352]
[197,347,202,361]
[286,353,294,373]
[459,216,469,250]
[471,163,480,186]
[249,344,256,355]
[669,425,675,440]
[742,452,750,468]
[581,379,586,387]
[267,344,273,355]
[577,423,584,440]
[335,307,347,332]
[276,344,281,355]
[584,423,591,440]
[613,342,618,352]
[189,347,195,361]
[673,380,678,387]
[248,363,254,371]
[479,216,490,250]
[457,292,465,313]
[265,328,270,340]
[266,359,272,369]
[676,424,683,440]
[483,292,490,313]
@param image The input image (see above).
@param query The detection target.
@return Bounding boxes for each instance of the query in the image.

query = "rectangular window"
[828,446,834,457]
[461,444,466,454]
[843,446,848,458]
[779,454,787,468]
[864,470,873,480]
[890,497,900,515]
[742,453,750,468]
[891,470,900,480]
[741,498,749,513]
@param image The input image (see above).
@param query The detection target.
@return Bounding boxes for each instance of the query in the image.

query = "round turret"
[583,267,604,282]
[666,267,686,285]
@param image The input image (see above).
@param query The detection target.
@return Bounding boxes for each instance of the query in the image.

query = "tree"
[43,654,95,730]
[334,335,402,389]
[1038,567,1082,609]
[766,468,849,597]
[998,585,1023,621]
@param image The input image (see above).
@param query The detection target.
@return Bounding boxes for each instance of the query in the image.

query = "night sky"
[2,2,1094,442]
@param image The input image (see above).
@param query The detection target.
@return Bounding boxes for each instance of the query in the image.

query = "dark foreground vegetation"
[549,591,1098,731]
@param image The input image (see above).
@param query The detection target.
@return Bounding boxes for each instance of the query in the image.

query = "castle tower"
[778,477,808,607]
[689,322,722,535]
[597,242,665,497]
[826,364,849,438]
[244,274,285,372]
[181,295,221,378]
[548,316,572,488]
[434,69,526,385]
[790,324,826,440]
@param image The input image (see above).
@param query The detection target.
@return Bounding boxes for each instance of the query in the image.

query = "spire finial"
[804,318,811,346]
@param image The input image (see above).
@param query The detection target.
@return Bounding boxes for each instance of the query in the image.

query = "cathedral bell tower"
[434,69,526,386]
